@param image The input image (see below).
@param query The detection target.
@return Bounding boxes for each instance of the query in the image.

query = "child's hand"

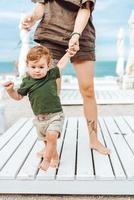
[21,15,36,30]
[68,34,80,53]
[66,44,79,57]
[3,81,14,91]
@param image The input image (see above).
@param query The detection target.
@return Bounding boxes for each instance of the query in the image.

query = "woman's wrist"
[70,32,81,38]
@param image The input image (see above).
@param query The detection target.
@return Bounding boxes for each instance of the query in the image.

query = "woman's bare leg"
[73,60,110,155]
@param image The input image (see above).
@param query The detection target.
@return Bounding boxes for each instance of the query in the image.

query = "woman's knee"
[80,83,95,98]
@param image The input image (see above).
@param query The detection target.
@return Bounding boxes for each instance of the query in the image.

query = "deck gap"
[15,139,38,178]
[36,158,43,178]
[98,120,115,177]
[103,118,127,178]
[123,117,134,133]
[74,118,78,176]
[122,136,134,156]
[91,149,95,176]
[114,118,134,155]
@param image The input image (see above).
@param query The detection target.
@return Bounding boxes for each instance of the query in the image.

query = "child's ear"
[48,59,52,68]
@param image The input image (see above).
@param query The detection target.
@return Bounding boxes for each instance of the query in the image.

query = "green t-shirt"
[17,67,62,115]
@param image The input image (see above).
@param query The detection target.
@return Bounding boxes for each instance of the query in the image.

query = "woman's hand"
[21,15,36,30]
[68,34,80,56]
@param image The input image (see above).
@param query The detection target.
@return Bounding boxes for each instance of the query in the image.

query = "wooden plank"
[17,139,44,180]
[0,118,27,150]
[0,127,37,179]
[76,117,94,180]
[56,117,77,180]
[114,116,134,153]
[36,118,67,180]
[104,117,134,179]
[1,179,134,194]
[1,116,134,195]
[0,119,33,170]
[123,116,134,132]
[92,123,114,180]
[99,118,126,179]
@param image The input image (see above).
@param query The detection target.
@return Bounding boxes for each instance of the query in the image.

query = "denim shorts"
[33,111,65,141]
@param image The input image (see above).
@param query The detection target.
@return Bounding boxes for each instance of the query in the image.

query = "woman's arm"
[73,2,91,35]
[21,3,45,30]
[69,1,91,50]
[31,2,45,21]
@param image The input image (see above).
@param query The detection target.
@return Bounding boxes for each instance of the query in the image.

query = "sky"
[0,0,133,61]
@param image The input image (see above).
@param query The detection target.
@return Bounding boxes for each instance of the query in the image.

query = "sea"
[0,61,118,77]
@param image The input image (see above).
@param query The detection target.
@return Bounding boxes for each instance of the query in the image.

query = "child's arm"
[56,52,70,95]
[57,52,70,73]
[21,3,45,30]
[56,51,76,95]
[3,81,23,101]
[56,79,61,96]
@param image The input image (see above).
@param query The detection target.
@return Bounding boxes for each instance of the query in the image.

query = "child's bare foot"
[50,159,59,168]
[38,159,50,171]
[50,151,59,168]
[90,141,110,155]
[38,133,58,170]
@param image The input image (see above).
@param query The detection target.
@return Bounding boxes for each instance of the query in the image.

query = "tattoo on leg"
[87,120,97,134]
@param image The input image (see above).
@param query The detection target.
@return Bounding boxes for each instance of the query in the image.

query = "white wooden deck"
[0,116,134,194]
[60,89,134,105]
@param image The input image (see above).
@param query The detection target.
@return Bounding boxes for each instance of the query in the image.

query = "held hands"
[3,81,14,91]
[21,15,36,30]
[68,33,80,57]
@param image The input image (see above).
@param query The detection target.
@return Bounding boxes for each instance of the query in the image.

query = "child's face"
[27,56,49,79]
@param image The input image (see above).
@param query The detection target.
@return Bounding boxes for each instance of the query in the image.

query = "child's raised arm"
[21,3,45,30]
[57,45,79,73]
[3,81,23,101]
[57,52,70,73]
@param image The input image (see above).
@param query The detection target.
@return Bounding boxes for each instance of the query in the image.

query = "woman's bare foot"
[87,120,110,155]
[38,159,50,171]
[90,141,110,155]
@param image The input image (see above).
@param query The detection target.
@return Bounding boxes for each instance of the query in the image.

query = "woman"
[22,0,110,155]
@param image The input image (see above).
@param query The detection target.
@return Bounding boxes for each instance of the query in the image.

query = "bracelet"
[70,32,81,38]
